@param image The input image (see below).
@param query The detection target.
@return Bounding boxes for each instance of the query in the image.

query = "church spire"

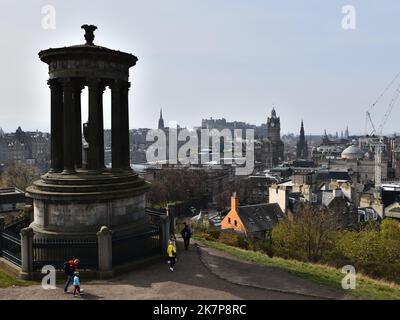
[297,120,308,160]
[271,107,277,118]
[158,108,164,129]
[300,120,305,138]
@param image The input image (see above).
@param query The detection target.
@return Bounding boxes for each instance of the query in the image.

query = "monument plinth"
[27,25,151,239]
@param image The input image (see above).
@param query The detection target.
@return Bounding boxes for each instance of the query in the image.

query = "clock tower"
[266,108,284,166]
[267,108,281,141]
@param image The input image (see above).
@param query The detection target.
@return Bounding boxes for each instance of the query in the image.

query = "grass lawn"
[194,237,400,300]
[0,270,35,289]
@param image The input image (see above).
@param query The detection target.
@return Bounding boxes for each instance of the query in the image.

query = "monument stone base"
[27,169,151,239]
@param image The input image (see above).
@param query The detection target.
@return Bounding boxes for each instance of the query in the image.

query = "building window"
[234,220,238,227]
[228,217,231,224]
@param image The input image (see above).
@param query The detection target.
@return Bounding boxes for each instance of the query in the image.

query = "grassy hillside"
[0,270,35,288]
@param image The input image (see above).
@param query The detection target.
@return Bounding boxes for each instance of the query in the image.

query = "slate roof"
[237,203,284,233]
[316,170,351,182]
[292,160,315,168]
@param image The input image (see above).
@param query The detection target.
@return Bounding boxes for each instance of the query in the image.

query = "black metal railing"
[0,230,22,267]
[5,216,30,235]
[112,227,161,266]
[146,209,164,228]
[33,238,98,271]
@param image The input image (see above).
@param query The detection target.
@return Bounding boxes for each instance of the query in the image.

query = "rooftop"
[237,203,284,233]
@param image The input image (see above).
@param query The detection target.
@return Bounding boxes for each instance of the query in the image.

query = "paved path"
[197,243,348,300]
[0,239,349,300]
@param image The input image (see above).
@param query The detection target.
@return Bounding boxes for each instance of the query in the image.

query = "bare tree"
[1,163,38,191]
[146,168,209,207]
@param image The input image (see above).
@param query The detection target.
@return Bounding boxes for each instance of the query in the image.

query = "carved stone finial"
[97,226,112,236]
[81,24,98,45]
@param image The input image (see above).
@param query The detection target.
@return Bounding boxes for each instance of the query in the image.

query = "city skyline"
[1,1,400,135]
[1,3,400,303]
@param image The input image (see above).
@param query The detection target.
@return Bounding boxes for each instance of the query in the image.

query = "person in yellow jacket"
[167,240,177,271]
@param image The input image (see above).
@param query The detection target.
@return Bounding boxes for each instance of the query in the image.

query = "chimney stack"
[231,192,239,212]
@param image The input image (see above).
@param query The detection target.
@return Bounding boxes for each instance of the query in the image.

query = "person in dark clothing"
[63,259,80,293]
[181,223,192,250]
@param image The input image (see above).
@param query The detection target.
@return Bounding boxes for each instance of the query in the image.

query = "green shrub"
[381,218,400,241]
[237,236,250,250]
[218,232,249,249]
[208,229,221,240]
[250,240,274,257]
[357,262,400,282]
[191,220,208,234]
[218,233,240,246]
[335,230,388,264]
[196,232,216,241]
[327,229,400,283]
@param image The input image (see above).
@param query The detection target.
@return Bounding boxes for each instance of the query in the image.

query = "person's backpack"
[63,261,72,275]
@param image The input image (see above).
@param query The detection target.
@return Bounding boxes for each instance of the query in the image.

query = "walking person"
[167,240,177,272]
[73,272,81,297]
[170,234,177,247]
[181,222,192,250]
[63,258,80,293]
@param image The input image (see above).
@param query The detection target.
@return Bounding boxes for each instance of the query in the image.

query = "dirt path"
[0,239,348,300]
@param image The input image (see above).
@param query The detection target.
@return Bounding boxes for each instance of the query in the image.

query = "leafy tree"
[272,204,339,262]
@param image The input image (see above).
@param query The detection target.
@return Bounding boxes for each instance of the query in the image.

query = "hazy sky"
[1,0,400,135]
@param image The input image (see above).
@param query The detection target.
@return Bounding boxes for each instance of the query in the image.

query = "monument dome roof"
[39,25,137,68]
[341,145,364,160]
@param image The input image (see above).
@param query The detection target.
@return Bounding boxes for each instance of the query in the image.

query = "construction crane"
[364,72,400,187]
[365,111,376,136]
[377,83,400,135]
[365,71,400,136]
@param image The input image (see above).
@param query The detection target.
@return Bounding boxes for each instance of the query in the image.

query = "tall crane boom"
[377,82,400,135]
[364,72,400,188]
[365,71,400,136]
[365,111,377,136]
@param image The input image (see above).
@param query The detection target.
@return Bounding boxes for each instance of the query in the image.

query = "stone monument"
[27,25,151,240]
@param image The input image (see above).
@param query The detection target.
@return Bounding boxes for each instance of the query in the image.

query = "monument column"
[111,80,122,169]
[49,79,63,173]
[98,83,106,168]
[72,82,84,169]
[61,78,76,174]
[120,81,131,169]
[87,78,104,171]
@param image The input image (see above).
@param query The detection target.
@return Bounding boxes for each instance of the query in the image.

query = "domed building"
[341,145,364,160]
